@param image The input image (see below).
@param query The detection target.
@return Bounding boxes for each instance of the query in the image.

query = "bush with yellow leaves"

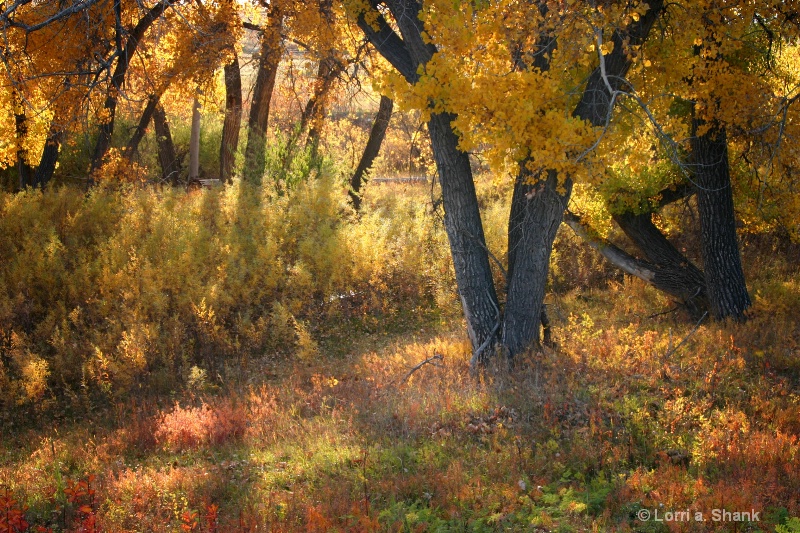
[0,175,451,413]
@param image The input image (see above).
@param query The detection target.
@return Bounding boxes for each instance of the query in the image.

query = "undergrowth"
[1,177,798,531]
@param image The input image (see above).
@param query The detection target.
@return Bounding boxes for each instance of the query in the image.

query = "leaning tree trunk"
[565,208,709,319]
[613,211,709,317]
[690,119,750,320]
[220,53,242,183]
[428,112,502,362]
[243,11,282,183]
[153,104,181,184]
[501,0,665,361]
[349,95,393,211]
[281,55,341,175]
[125,93,162,161]
[91,1,175,173]
[304,56,340,149]
[358,2,502,360]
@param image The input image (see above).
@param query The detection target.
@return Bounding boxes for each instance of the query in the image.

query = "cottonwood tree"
[348,0,666,364]
[0,0,241,186]
[566,1,800,321]
[0,0,117,188]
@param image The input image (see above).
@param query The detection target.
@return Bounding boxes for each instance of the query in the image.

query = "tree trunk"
[13,93,34,190]
[613,211,709,317]
[428,112,501,363]
[33,122,62,188]
[503,169,571,357]
[565,209,709,318]
[188,96,201,180]
[153,104,181,184]
[243,10,282,183]
[220,53,242,183]
[349,95,393,211]
[124,93,161,161]
[690,119,750,320]
[304,56,340,149]
[305,0,337,150]
[500,0,666,361]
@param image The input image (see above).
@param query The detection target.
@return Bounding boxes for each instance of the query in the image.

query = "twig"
[664,311,708,359]
[400,354,443,383]
[646,305,680,319]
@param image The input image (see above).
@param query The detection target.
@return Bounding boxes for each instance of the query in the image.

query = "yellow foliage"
[0,176,453,409]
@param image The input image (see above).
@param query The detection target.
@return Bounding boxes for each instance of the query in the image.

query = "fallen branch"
[401,354,443,383]
[664,311,708,359]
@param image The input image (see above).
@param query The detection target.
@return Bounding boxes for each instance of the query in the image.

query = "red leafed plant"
[0,488,29,533]
[63,476,99,533]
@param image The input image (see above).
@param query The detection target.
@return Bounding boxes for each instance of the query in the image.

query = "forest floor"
[2,263,799,532]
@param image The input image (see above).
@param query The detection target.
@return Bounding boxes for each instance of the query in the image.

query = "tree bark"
[220,52,242,183]
[243,10,282,183]
[153,104,181,184]
[613,211,709,317]
[349,95,393,211]
[690,119,750,320]
[504,169,571,357]
[428,111,502,362]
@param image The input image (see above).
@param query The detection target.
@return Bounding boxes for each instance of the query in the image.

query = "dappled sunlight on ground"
[2,284,799,531]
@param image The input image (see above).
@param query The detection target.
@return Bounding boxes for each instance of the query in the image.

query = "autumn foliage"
[1,0,800,531]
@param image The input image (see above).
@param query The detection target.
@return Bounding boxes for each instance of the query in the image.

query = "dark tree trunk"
[91,1,175,174]
[613,211,709,316]
[220,53,242,183]
[428,112,501,362]
[349,95,393,211]
[304,56,341,148]
[243,11,282,183]
[13,97,34,190]
[501,0,665,361]
[690,119,750,320]
[504,169,572,357]
[358,2,501,360]
[153,104,181,184]
[33,123,62,188]
[125,93,161,161]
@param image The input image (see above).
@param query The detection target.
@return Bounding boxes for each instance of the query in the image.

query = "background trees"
[1,0,798,362]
